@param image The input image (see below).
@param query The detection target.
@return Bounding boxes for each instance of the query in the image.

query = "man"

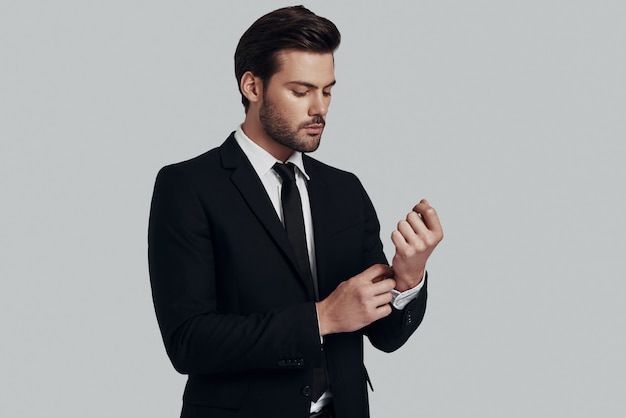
[148,6,443,418]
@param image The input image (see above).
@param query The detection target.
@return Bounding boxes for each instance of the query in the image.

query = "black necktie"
[272,162,327,400]
[272,162,318,298]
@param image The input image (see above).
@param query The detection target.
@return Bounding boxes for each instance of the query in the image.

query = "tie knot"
[273,162,297,183]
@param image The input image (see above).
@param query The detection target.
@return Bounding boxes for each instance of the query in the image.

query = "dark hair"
[234,5,341,111]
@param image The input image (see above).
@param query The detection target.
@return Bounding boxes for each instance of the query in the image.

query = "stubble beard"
[259,97,325,154]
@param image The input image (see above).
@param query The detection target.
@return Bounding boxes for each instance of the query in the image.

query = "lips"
[304,123,324,134]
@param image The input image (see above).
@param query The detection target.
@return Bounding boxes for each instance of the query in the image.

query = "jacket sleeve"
[148,165,322,375]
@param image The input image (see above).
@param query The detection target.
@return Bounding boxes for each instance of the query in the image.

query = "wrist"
[393,269,425,292]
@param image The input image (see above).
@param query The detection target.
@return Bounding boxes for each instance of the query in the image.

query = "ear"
[240,71,263,105]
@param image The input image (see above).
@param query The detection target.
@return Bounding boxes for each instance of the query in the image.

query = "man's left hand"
[391,199,443,292]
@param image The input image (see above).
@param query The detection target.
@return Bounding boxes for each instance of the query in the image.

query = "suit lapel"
[220,135,315,298]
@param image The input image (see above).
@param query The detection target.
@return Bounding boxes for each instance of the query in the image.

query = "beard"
[259,97,325,154]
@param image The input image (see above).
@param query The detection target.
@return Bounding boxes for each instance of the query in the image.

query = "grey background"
[1,1,624,417]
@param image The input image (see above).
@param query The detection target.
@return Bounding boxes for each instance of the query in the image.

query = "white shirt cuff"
[390,272,426,310]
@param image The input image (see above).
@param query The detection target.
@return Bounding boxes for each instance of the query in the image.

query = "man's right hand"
[316,264,396,336]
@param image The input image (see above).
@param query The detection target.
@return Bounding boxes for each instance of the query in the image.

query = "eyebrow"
[287,80,337,89]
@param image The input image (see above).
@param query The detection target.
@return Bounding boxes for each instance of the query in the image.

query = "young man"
[148,6,443,418]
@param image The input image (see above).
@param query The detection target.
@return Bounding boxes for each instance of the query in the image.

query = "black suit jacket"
[148,134,427,418]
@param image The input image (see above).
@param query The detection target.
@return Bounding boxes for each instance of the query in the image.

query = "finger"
[362,263,393,279]
[406,211,429,236]
[411,199,431,217]
[374,303,392,319]
[413,200,443,236]
[397,218,426,245]
[412,198,429,211]
[391,229,409,250]
[370,278,396,295]
[371,275,390,283]
[371,291,393,308]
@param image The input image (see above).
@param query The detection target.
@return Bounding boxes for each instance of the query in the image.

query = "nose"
[309,91,329,117]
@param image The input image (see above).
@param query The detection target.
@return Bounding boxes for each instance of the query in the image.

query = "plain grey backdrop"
[2,1,625,417]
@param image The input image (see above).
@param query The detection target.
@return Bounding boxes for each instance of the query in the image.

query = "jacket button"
[405,310,413,324]
[301,385,311,397]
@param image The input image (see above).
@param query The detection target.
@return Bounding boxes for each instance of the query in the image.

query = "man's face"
[259,50,336,154]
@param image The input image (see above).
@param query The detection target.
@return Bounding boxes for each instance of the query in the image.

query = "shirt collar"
[234,125,311,180]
